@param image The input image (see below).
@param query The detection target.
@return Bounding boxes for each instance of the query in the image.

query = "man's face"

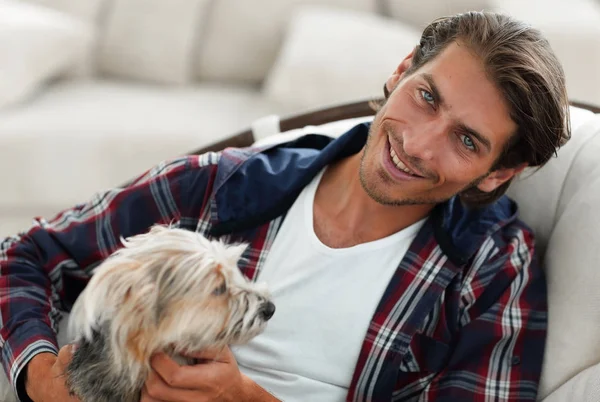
[360,42,518,206]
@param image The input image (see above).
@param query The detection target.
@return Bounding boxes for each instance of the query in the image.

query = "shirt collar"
[208,122,520,266]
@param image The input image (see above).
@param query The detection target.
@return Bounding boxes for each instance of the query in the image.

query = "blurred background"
[1,0,600,237]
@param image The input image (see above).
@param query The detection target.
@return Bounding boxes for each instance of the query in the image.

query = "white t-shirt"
[232,169,426,402]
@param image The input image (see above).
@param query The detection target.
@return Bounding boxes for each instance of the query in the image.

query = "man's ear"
[477,163,528,193]
[384,48,415,98]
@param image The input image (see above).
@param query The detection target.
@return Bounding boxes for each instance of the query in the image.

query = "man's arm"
[242,375,282,402]
[417,228,548,401]
[0,155,213,401]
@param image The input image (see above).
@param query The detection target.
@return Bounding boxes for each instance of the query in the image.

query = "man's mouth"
[388,139,423,178]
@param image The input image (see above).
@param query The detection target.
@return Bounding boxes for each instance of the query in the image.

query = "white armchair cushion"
[0,0,92,109]
[535,116,600,400]
[556,117,600,217]
[538,160,600,399]
[252,115,374,148]
[263,6,421,111]
[541,361,600,402]
[98,0,212,85]
[506,107,597,257]
[195,0,377,84]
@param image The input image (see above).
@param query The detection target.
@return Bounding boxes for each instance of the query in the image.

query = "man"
[0,10,570,402]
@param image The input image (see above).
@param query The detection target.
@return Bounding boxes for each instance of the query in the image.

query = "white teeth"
[389,147,414,175]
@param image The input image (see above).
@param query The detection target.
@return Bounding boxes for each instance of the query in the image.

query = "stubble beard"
[358,125,489,207]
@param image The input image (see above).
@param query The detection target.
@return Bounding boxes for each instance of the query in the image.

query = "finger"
[144,369,206,401]
[150,353,184,379]
[140,388,166,402]
[183,346,230,362]
[140,385,166,402]
[150,354,202,390]
[56,344,76,369]
[150,353,224,390]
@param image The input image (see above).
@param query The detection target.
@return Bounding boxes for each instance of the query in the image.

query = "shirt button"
[511,356,521,366]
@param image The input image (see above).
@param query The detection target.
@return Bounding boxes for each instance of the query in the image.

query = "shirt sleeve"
[418,226,548,401]
[0,155,208,401]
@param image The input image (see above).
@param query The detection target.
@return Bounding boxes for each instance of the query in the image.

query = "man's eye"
[420,89,435,106]
[461,134,476,151]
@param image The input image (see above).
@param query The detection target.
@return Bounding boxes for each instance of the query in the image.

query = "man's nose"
[401,121,447,161]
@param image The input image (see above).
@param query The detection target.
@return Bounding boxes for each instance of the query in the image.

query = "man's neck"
[313,152,434,248]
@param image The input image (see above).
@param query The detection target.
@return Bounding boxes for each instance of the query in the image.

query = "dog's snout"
[260,301,276,321]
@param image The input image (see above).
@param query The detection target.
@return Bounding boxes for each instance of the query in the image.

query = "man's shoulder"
[455,202,545,317]
[465,203,540,289]
[160,147,260,184]
[195,132,336,172]
[436,195,532,265]
[488,215,537,265]
[488,196,537,255]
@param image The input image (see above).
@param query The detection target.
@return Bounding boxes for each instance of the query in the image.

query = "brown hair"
[378,11,571,207]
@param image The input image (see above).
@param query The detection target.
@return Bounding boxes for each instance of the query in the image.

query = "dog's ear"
[69,259,158,357]
[117,283,159,364]
[98,272,159,365]
[225,243,248,265]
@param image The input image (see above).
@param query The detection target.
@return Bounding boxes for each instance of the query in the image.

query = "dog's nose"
[260,301,276,320]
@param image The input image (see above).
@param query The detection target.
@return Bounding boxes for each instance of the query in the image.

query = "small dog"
[0,225,275,402]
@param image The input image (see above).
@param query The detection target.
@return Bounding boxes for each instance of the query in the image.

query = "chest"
[312,202,373,248]
[234,236,405,390]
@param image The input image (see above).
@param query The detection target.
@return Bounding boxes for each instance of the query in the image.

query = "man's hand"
[142,346,279,402]
[25,345,81,402]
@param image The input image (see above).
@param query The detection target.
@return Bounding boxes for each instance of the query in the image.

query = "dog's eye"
[213,283,227,296]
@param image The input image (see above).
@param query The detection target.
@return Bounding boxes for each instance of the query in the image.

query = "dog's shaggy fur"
[1,225,274,402]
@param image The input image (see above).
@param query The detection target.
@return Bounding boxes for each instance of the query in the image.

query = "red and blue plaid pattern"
[1,125,546,401]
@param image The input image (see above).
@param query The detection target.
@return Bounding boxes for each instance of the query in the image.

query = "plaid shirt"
[1,124,547,401]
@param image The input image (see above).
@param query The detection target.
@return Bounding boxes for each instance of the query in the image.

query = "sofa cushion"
[195,0,377,85]
[537,163,600,399]
[541,361,600,401]
[252,115,374,147]
[263,6,421,110]
[98,0,212,85]
[23,0,108,22]
[0,80,286,223]
[505,107,597,258]
[0,0,92,109]
[22,0,110,77]
[555,116,600,218]
[383,0,491,28]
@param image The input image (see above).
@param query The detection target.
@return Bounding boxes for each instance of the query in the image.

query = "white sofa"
[2,0,600,238]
